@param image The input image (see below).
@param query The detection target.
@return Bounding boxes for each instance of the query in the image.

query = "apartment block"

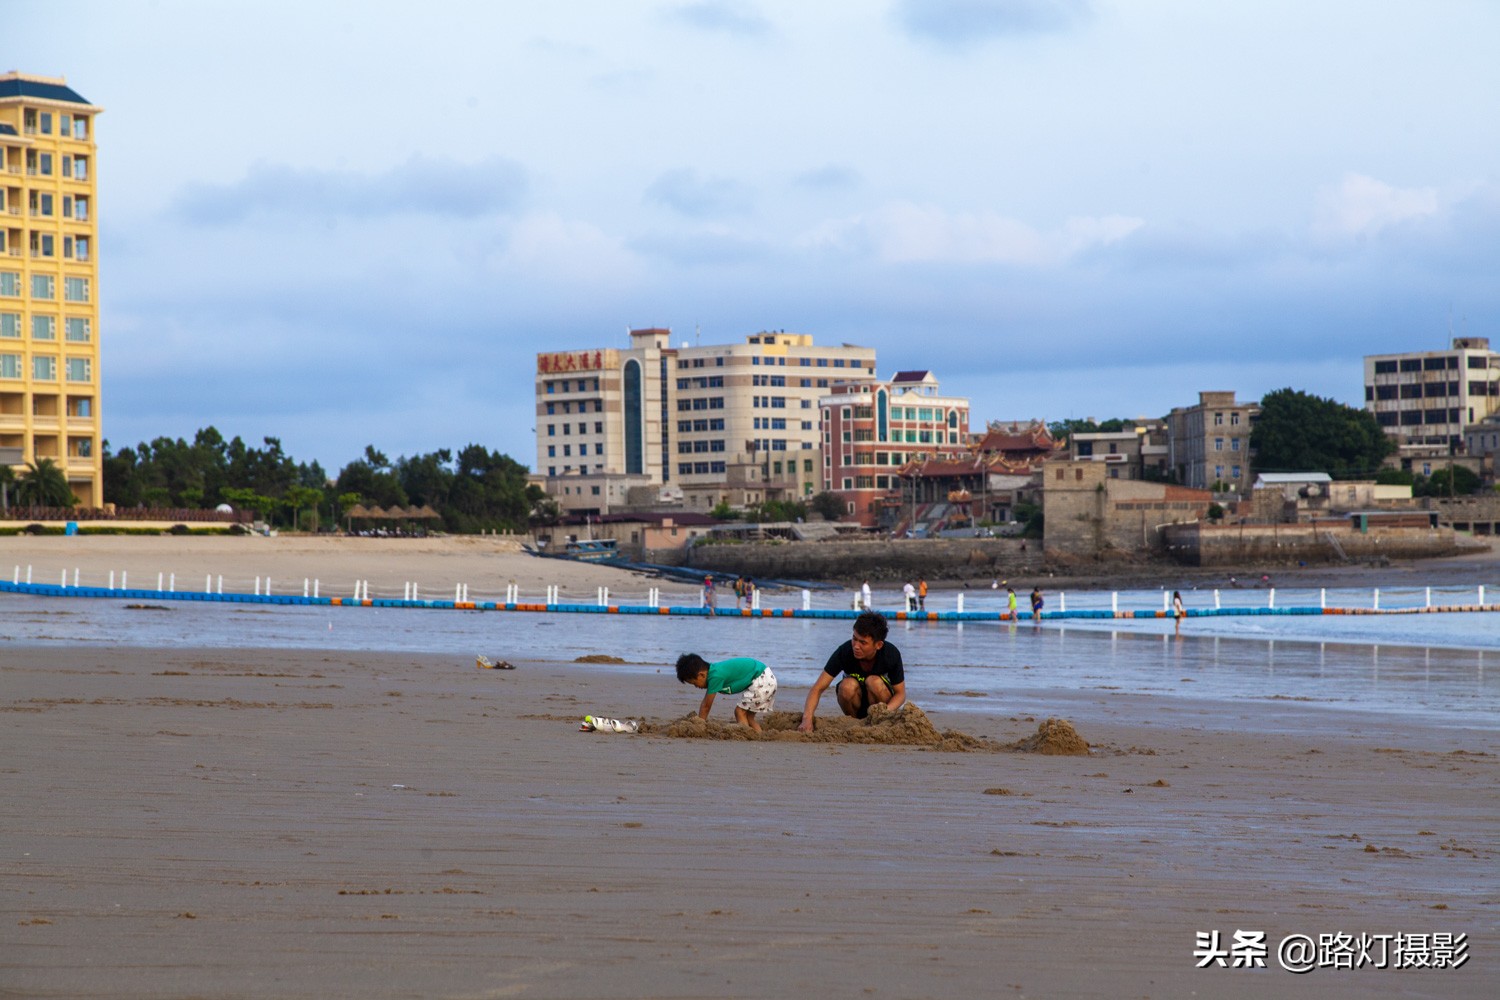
[535,328,876,512]
[820,370,970,526]
[1166,391,1258,492]
[1364,337,1500,457]
[0,72,102,506]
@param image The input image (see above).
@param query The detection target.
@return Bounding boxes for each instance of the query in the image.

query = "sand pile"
[1008,717,1090,755]
[642,703,998,751]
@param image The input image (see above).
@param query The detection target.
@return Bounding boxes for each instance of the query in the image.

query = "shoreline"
[2,645,1493,997]
[3,532,1497,598]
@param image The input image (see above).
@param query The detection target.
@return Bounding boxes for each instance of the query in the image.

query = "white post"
[802,588,811,611]
[73,568,79,587]
[109,570,115,590]
[1320,588,1326,610]
[1425,586,1431,608]
[312,579,318,598]
[751,588,760,611]
[121,571,126,590]
[1214,588,1221,609]
[1112,592,1119,613]
[852,592,861,611]
[1373,588,1380,610]
[455,584,462,603]
[266,577,272,596]
[412,583,418,601]
[1481,585,1486,607]
[303,579,309,598]
[464,584,470,602]
[403,582,410,601]
[206,574,212,594]
[602,586,608,606]
[956,592,964,614]
[157,572,163,591]
[1269,588,1276,609]
[255,576,261,595]
[1059,591,1067,612]
[26,565,31,584]
[1162,591,1169,612]
[60,569,67,587]
[12,565,18,584]
[169,573,175,593]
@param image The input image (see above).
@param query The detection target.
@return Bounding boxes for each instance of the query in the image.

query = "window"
[65,357,91,382]
[546,425,555,436]
[64,277,90,302]
[72,116,89,140]
[65,318,90,342]
[72,156,88,181]
[1230,412,1240,426]
[0,273,19,297]
[40,112,53,135]
[32,315,56,340]
[1374,360,1398,374]
[0,313,19,338]
[30,233,55,258]
[74,195,89,222]
[31,275,54,299]
[1230,438,1240,452]
[1213,412,1224,426]
[1214,438,1224,451]
[74,237,89,262]
[0,353,19,378]
[33,356,56,380]
[1232,466,1242,479]
[547,445,555,457]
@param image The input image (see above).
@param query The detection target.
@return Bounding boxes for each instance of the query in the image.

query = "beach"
[2,638,1494,998]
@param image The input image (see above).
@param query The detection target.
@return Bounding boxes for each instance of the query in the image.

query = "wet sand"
[2,645,1494,998]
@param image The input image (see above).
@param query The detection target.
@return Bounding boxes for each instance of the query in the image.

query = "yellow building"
[0,72,102,506]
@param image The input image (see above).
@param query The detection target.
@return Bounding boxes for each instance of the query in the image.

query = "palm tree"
[0,462,15,513]
[17,458,75,508]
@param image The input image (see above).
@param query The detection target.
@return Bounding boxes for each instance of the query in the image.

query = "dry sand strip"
[1,645,1494,999]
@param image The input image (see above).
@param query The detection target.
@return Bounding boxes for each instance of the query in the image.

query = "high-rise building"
[819,370,971,526]
[0,73,102,506]
[1364,337,1500,457]
[535,328,876,512]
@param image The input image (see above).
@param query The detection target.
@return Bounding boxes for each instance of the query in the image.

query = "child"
[675,653,777,732]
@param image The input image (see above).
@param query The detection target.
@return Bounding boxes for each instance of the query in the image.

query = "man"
[798,611,905,732]
[902,580,917,613]
[917,577,927,611]
[702,576,716,616]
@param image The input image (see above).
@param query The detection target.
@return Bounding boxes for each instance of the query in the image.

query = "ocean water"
[4,587,1497,727]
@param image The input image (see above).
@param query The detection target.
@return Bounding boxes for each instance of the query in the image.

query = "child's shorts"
[737,667,777,714]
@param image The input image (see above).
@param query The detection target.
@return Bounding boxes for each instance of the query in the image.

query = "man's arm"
[886,680,906,713]
[798,671,833,732]
[696,690,717,720]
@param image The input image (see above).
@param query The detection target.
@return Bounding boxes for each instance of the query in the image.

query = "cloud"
[892,0,1093,47]
[629,228,772,267]
[803,202,1142,265]
[171,155,528,225]
[792,164,864,192]
[644,168,756,217]
[662,1,774,38]
[1313,172,1440,241]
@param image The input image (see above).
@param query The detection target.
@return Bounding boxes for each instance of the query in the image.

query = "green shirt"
[706,657,768,695]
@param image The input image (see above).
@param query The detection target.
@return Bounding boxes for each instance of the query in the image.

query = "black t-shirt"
[822,639,904,686]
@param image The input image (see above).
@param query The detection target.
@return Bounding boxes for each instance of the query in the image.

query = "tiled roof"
[0,78,93,106]
[891,370,933,383]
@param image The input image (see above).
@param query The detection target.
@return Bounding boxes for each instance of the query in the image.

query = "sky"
[13,0,1500,474]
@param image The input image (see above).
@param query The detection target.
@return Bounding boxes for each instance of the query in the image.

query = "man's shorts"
[737,667,777,714]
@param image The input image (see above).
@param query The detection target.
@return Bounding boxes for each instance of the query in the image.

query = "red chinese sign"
[537,350,606,374]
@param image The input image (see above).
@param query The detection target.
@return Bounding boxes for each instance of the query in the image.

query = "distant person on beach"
[1007,586,1018,619]
[703,577,716,616]
[676,653,777,733]
[798,611,905,732]
[1030,586,1044,622]
[903,581,917,613]
[918,577,927,611]
[744,578,756,610]
[733,575,746,608]
[1172,590,1185,635]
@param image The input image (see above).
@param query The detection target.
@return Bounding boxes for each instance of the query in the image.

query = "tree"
[809,491,845,522]
[1415,465,1481,498]
[1250,388,1394,477]
[16,458,75,507]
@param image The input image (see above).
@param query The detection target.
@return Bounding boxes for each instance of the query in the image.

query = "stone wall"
[1161,522,1459,567]
[685,537,1033,584]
